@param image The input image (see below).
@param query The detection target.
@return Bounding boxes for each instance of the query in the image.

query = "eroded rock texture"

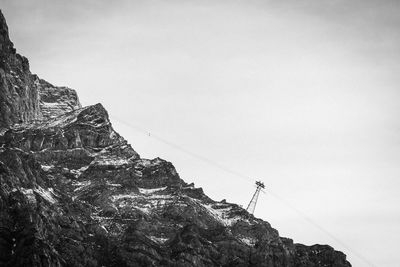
[0,11,40,128]
[0,9,351,267]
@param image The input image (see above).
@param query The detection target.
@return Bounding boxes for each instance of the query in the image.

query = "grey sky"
[2,0,400,266]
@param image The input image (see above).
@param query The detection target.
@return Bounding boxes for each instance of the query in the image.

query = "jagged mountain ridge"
[0,10,351,267]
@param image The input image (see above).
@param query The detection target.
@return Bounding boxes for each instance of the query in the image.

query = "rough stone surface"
[37,78,81,119]
[0,9,351,267]
[0,11,81,130]
[0,10,40,129]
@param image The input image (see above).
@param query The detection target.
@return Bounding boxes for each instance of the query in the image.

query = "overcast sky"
[2,0,400,266]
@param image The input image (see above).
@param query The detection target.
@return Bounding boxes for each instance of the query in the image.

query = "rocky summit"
[0,10,351,267]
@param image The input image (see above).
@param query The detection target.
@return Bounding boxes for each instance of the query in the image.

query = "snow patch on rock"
[93,155,131,166]
[112,191,175,215]
[20,188,36,204]
[73,180,91,191]
[34,186,57,204]
[20,186,57,204]
[195,201,244,227]
[238,237,256,246]
[70,165,89,178]
[138,186,167,195]
[148,236,168,244]
[107,182,122,187]
[41,164,54,171]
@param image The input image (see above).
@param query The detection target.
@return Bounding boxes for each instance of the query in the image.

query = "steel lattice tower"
[246,181,265,214]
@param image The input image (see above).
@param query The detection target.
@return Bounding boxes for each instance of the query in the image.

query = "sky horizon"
[2,1,400,266]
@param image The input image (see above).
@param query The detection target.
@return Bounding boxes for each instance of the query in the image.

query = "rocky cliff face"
[0,10,40,129]
[0,10,351,267]
[0,11,81,129]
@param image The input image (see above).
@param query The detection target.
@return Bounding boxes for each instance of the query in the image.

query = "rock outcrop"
[0,9,351,267]
[37,78,81,119]
[0,11,40,129]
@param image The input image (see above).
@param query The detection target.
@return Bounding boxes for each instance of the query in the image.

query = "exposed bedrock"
[0,9,351,267]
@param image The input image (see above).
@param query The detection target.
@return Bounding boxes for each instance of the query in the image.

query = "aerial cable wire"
[267,190,375,267]
[109,114,375,267]
[109,115,252,183]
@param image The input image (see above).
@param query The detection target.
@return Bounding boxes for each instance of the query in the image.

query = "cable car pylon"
[246,181,265,215]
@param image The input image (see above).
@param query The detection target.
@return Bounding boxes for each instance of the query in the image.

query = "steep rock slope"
[0,10,351,267]
[0,11,40,128]
[0,11,81,129]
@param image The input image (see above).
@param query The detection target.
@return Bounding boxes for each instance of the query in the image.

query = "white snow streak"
[138,186,167,195]
[41,164,54,171]
[20,186,57,204]
[239,237,256,246]
[148,236,168,244]
[73,180,91,191]
[34,186,57,204]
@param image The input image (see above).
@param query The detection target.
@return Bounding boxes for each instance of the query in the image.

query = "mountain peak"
[0,9,14,56]
[0,10,81,129]
[0,10,352,267]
